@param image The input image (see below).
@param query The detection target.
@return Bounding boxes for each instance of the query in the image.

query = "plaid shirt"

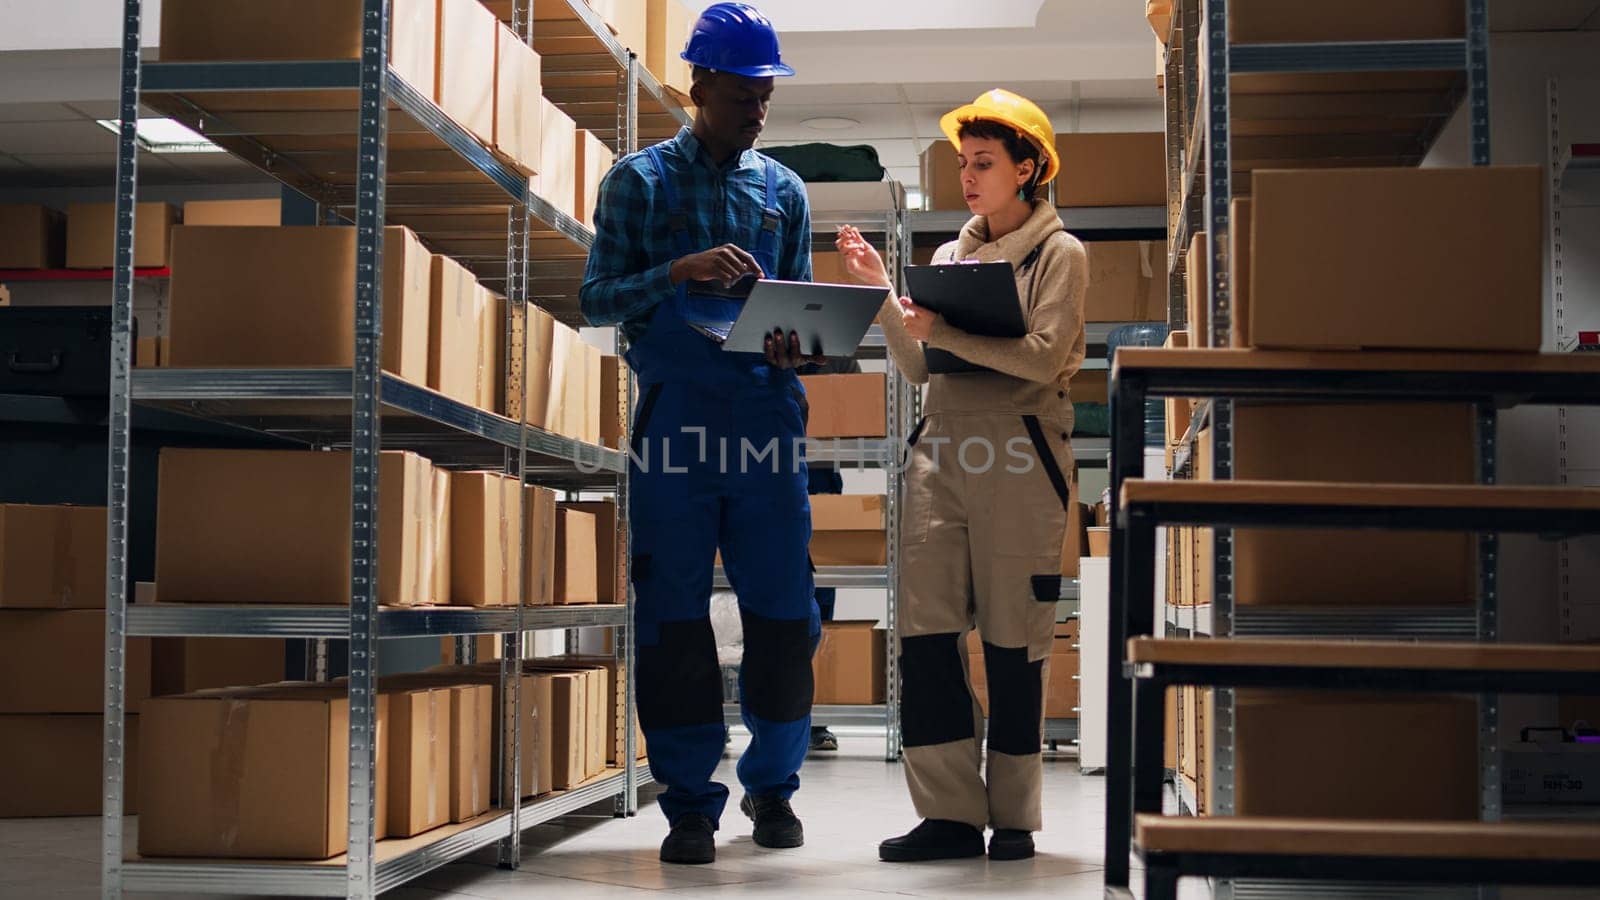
[580,127,813,342]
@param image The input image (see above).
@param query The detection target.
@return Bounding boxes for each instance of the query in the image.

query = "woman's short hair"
[957,118,1044,201]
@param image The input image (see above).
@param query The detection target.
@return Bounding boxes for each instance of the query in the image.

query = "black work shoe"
[878,819,985,862]
[988,828,1035,860]
[660,814,716,865]
[740,793,805,849]
[809,726,839,752]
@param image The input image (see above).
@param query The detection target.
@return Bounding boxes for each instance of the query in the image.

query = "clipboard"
[903,262,1026,374]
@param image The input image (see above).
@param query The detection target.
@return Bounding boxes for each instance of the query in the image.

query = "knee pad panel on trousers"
[638,618,724,730]
[739,607,814,723]
[983,642,1044,755]
[900,632,976,748]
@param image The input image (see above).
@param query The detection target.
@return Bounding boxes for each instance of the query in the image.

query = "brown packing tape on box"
[0,504,106,609]
[0,715,141,817]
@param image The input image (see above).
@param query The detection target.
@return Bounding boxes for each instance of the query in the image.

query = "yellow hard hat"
[939,89,1060,186]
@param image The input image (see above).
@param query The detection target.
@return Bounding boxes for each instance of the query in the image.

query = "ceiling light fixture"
[801,116,860,131]
[96,118,225,154]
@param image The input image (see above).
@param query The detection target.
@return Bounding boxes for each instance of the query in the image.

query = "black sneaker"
[740,793,805,849]
[879,819,986,862]
[660,814,716,865]
[809,726,839,752]
[988,828,1035,861]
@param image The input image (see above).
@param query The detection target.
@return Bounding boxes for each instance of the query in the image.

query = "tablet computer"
[904,262,1027,374]
[692,279,887,358]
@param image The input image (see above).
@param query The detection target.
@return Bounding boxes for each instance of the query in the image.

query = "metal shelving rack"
[100,1,687,897]
[1153,2,1497,898]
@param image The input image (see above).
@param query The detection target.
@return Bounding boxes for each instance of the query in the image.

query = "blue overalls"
[628,143,818,828]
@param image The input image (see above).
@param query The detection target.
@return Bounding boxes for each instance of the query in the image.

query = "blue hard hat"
[681,3,795,78]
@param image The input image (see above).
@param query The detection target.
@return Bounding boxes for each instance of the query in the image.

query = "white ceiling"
[0,0,1598,192]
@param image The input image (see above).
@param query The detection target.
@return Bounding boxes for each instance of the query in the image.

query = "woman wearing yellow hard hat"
[836,88,1087,863]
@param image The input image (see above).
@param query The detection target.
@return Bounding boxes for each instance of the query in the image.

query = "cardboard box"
[0,504,106,609]
[424,664,539,798]
[546,672,588,789]
[1044,649,1080,718]
[1084,241,1166,322]
[599,355,624,449]
[493,24,542,175]
[1086,527,1110,558]
[386,686,451,837]
[555,507,600,605]
[1232,403,1476,607]
[1071,367,1108,405]
[0,715,138,817]
[811,495,887,566]
[182,198,282,226]
[430,254,492,408]
[1248,166,1542,352]
[524,486,558,607]
[156,449,436,607]
[562,501,621,605]
[66,202,177,269]
[139,686,391,859]
[535,97,578,219]
[508,303,557,430]
[799,373,888,438]
[920,141,964,211]
[1230,0,1463,43]
[812,621,887,705]
[1185,231,1208,347]
[576,130,616,226]
[545,321,585,440]
[437,0,498,144]
[1062,493,1086,579]
[645,0,693,97]
[0,610,150,713]
[153,638,287,696]
[1055,133,1167,208]
[0,204,66,268]
[1230,198,1251,347]
[805,181,905,213]
[442,684,492,821]
[135,337,160,367]
[167,226,433,385]
[160,0,437,95]
[1234,691,1477,820]
[593,0,648,53]
[527,655,644,765]
[428,467,452,605]
[450,471,522,607]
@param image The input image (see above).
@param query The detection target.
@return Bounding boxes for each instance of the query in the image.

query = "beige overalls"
[881,199,1088,831]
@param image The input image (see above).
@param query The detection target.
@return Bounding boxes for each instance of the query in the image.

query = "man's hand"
[898,296,942,342]
[670,244,764,286]
[764,328,825,370]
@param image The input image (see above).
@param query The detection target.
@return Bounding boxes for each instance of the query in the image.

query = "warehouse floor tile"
[4,736,1589,898]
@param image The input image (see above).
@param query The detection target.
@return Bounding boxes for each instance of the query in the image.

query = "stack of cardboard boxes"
[0,505,149,818]
[1171,163,1544,815]
[0,201,179,271]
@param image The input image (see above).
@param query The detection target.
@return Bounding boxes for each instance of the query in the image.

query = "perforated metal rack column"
[101,2,142,897]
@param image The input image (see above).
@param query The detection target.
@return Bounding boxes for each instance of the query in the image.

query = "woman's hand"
[897,296,942,342]
[834,225,892,288]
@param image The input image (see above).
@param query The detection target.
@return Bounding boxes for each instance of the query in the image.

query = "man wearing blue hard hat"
[581,1,818,867]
